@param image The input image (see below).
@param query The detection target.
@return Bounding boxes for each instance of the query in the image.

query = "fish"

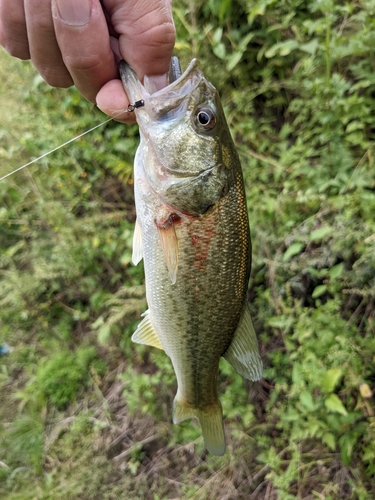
[120,57,263,456]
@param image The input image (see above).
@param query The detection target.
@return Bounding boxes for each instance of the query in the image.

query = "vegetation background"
[1,0,375,498]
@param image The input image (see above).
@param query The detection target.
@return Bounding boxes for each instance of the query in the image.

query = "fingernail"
[109,38,121,62]
[55,0,91,26]
[143,74,168,94]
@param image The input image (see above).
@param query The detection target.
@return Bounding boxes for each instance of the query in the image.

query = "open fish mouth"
[119,56,216,181]
[161,56,199,92]
[119,56,201,106]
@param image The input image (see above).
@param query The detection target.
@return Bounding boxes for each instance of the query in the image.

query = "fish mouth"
[120,57,217,187]
[119,57,200,106]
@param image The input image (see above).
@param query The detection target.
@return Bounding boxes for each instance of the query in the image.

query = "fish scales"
[139,170,249,401]
[120,58,263,455]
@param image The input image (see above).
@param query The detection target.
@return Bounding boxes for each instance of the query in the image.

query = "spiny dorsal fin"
[132,310,163,350]
[223,303,263,381]
[132,218,143,265]
[156,221,179,284]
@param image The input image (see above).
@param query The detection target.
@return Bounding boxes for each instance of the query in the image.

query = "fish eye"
[195,107,216,130]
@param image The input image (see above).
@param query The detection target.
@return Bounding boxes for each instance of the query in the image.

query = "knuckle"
[1,40,30,59]
[119,3,176,51]
[38,68,73,88]
[64,54,104,73]
[127,21,176,73]
[138,22,176,49]
[0,24,30,59]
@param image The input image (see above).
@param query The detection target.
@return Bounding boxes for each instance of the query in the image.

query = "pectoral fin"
[223,303,263,381]
[157,223,179,284]
[132,310,163,350]
[132,218,143,265]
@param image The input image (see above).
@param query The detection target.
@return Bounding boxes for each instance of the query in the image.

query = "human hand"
[0,0,175,122]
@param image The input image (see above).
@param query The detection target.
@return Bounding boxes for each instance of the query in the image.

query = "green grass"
[0,51,37,179]
[1,0,375,498]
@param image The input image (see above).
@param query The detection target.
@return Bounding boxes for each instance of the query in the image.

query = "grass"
[0,51,37,179]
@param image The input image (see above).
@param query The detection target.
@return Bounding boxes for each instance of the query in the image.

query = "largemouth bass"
[120,57,262,456]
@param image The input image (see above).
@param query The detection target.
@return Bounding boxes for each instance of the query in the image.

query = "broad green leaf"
[218,0,232,20]
[267,315,292,329]
[238,32,255,51]
[307,421,320,437]
[299,39,319,55]
[321,368,343,393]
[312,284,327,298]
[227,51,244,71]
[283,242,304,261]
[346,121,364,133]
[324,394,348,416]
[363,445,375,462]
[265,40,299,58]
[213,42,226,60]
[322,432,336,451]
[227,32,254,71]
[339,433,356,465]
[292,363,303,385]
[310,226,332,241]
[299,390,315,411]
[91,316,104,329]
[5,240,24,257]
[212,27,223,44]
[98,325,111,344]
[285,338,296,351]
[329,263,344,280]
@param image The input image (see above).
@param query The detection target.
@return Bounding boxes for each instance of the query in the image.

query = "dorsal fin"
[132,310,163,350]
[223,303,263,381]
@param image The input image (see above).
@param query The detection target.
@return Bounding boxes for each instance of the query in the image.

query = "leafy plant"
[23,347,98,410]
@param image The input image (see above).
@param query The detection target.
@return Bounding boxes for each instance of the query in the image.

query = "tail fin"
[173,398,226,456]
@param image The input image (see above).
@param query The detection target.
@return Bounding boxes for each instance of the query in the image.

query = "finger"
[51,0,118,102]
[0,0,30,59]
[108,0,176,80]
[96,79,136,123]
[24,0,72,88]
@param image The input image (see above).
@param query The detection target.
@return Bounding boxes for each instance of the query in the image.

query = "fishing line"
[0,111,129,183]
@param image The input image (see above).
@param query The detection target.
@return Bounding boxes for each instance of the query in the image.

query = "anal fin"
[132,310,163,350]
[223,303,263,381]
